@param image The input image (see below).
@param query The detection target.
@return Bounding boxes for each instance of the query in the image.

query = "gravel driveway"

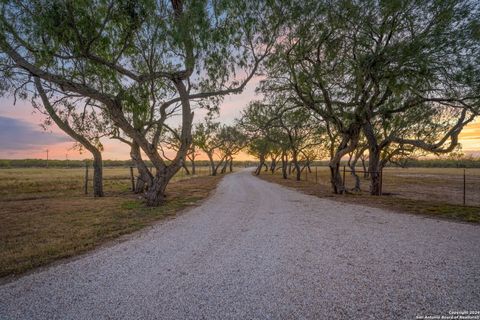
[1,169,479,320]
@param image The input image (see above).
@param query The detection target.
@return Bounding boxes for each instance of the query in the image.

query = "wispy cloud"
[0,116,71,151]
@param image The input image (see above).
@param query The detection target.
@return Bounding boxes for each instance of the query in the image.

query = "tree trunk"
[255,154,265,175]
[130,142,152,194]
[329,162,344,194]
[328,126,360,194]
[182,163,190,175]
[281,153,288,179]
[145,178,167,206]
[190,157,196,175]
[208,153,217,176]
[361,156,369,178]
[144,166,179,206]
[367,148,382,195]
[307,161,312,173]
[293,152,301,181]
[270,157,276,174]
[220,158,228,174]
[92,150,104,197]
[348,157,361,192]
[35,78,105,197]
[363,122,382,196]
[229,156,233,172]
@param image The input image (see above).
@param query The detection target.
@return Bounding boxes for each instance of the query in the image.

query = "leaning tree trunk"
[34,78,105,197]
[144,167,177,207]
[220,158,229,174]
[182,163,191,175]
[270,157,277,174]
[328,127,360,194]
[142,78,193,206]
[130,142,152,194]
[348,157,361,192]
[361,156,369,178]
[207,153,217,176]
[329,162,344,194]
[255,154,265,175]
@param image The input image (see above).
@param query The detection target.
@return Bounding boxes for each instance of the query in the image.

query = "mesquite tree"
[239,102,280,176]
[261,0,480,194]
[240,100,324,180]
[0,0,282,206]
[272,106,323,181]
[193,120,223,176]
[217,125,247,173]
[33,78,105,197]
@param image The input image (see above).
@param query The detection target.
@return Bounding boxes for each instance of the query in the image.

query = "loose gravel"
[0,169,479,320]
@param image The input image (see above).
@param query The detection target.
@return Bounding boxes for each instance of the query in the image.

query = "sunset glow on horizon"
[1,82,479,161]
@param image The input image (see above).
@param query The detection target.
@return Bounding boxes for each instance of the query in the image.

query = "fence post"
[463,169,466,206]
[379,168,383,196]
[315,166,318,184]
[343,166,346,187]
[84,161,88,195]
[130,166,135,192]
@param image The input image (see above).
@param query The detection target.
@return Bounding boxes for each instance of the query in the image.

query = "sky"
[0,77,479,160]
[0,77,261,161]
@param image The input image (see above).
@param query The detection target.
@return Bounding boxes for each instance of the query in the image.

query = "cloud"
[0,116,71,151]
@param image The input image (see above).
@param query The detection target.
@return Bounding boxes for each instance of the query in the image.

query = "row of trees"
[0,0,283,205]
[1,0,478,201]
[240,0,480,195]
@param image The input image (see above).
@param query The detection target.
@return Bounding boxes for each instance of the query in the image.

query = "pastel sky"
[0,77,479,160]
[0,78,261,161]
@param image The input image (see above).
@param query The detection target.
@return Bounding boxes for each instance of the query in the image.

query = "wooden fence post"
[130,166,135,192]
[315,166,318,184]
[84,161,88,195]
[379,168,383,196]
[463,169,466,206]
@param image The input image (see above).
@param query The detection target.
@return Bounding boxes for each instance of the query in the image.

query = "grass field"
[287,166,480,206]
[0,166,219,278]
[258,166,480,223]
[0,166,213,201]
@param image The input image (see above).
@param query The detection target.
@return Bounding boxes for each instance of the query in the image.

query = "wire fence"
[296,166,480,207]
[84,165,214,194]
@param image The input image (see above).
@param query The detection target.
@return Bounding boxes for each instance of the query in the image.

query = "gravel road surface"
[1,169,479,319]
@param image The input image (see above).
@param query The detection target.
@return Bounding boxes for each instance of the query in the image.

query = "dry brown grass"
[0,166,213,201]
[257,169,480,224]
[0,169,221,278]
[275,166,480,206]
